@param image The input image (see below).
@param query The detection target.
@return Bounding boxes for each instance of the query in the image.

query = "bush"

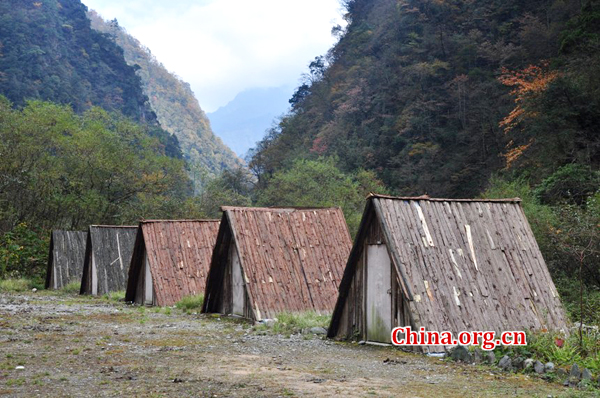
[264,311,331,335]
[0,278,33,292]
[103,290,125,302]
[175,294,204,311]
[0,224,49,280]
[61,281,81,295]
[535,164,600,206]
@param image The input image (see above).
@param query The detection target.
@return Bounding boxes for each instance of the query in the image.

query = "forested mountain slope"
[249,0,600,309]
[0,0,154,123]
[251,0,599,198]
[88,11,244,179]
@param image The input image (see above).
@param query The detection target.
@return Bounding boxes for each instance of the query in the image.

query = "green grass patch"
[256,311,330,335]
[175,294,204,311]
[61,281,81,294]
[495,329,600,375]
[103,290,125,302]
[0,278,33,292]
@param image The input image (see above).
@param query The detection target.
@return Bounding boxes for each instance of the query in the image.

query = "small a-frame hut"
[125,220,220,306]
[80,225,137,295]
[202,206,353,321]
[328,194,569,350]
[45,230,88,289]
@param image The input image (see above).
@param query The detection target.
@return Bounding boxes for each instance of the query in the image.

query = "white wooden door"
[91,254,98,295]
[143,254,153,305]
[231,246,245,316]
[366,244,392,343]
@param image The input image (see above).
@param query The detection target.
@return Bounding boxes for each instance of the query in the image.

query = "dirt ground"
[0,292,587,397]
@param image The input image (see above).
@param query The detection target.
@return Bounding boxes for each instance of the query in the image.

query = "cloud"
[83,0,345,111]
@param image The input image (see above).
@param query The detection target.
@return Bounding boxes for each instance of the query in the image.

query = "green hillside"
[248,0,600,320]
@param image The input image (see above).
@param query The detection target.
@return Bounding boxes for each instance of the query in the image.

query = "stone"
[512,356,525,370]
[498,355,512,371]
[534,360,545,374]
[523,358,534,370]
[450,345,471,363]
[544,362,554,372]
[581,368,592,380]
[485,351,496,365]
[31,288,37,293]
[310,327,327,335]
[555,368,567,377]
[570,363,581,379]
[472,348,483,364]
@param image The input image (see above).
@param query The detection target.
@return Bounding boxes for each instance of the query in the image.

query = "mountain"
[249,0,598,198]
[207,87,293,157]
[0,0,153,122]
[88,11,244,180]
[0,0,185,157]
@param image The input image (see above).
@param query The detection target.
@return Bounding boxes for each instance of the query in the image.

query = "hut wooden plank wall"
[202,207,353,321]
[80,226,137,295]
[328,195,569,351]
[125,220,220,307]
[45,230,88,289]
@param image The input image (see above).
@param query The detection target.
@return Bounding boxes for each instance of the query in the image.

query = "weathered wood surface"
[80,226,137,295]
[329,195,569,351]
[203,207,353,321]
[125,220,220,306]
[45,230,87,289]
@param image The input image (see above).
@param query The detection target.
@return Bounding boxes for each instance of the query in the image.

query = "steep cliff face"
[88,11,244,179]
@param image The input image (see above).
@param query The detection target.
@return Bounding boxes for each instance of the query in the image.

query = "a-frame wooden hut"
[328,194,569,350]
[125,220,220,306]
[45,230,88,289]
[80,225,137,295]
[202,206,353,321]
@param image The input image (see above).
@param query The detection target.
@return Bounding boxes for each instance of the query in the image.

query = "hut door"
[231,247,245,316]
[143,254,153,305]
[91,253,98,295]
[366,244,392,343]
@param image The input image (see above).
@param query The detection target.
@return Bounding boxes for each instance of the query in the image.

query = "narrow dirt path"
[0,293,578,397]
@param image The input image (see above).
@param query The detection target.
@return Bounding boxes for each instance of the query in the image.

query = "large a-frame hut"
[202,207,353,321]
[125,220,220,306]
[328,194,569,350]
[45,230,88,289]
[80,225,137,295]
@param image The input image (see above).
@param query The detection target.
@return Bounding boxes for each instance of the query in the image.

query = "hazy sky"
[83,0,345,112]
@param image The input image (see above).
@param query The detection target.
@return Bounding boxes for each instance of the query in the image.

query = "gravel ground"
[0,292,583,397]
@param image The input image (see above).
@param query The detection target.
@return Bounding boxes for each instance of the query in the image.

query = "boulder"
[581,368,592,380]
[512,356,524,370]
[570,363,581,379]
[498,355,512,371]
[450,345,471,363]
[484,351,496,365]
[544,362,555,372]
[310,327,327,335]
[534,360,545,374]
[523,358,534,370]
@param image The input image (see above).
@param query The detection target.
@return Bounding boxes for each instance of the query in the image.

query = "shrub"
[0,278,32,292]
[0,224,49,280]
[61,281,81,295]
[103,290,125,302]
[175,294,204,311]
[265,311,331,335]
